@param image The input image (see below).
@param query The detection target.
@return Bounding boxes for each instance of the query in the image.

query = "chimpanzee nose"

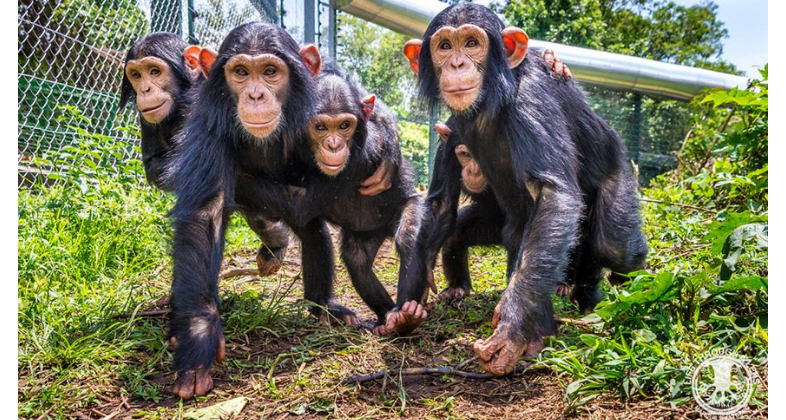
[326,136,343,152]
[450,57,466,70]
[249,86,264,101]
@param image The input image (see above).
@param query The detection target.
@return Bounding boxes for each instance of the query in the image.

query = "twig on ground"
[113,308,170,319]
[219,267,260,279]
[343,362,531,385]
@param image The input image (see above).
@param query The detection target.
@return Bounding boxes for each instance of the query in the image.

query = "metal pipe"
[334,0,748,101]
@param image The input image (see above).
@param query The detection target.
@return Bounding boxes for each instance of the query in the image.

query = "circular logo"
[691,350,755,416]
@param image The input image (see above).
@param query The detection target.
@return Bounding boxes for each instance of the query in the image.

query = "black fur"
[166,23,331,384]
[417,4,647,350]
[120,32,290,280]
[119,32,198,190]
[292,62,427,323]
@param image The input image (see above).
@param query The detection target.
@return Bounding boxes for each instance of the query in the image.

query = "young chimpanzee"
[404,4,647,376]
[166,23,400,399]
[289,62,430,336]
[119,33,291,275]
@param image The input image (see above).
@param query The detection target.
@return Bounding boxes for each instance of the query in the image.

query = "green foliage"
[337,15,418,115]
[503,0,735,71]
[399,120,430,184]
[542,68,768,410]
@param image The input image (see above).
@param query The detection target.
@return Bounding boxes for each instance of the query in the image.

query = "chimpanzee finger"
[563,65,573,80]
[553,59,564,79]
[543,49,555,66]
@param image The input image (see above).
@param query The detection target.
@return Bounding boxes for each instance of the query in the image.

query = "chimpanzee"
[404,4,647,376]
[165,23,403,399]
[287,61,430,336]
[433,121,571,300]
[119,33,292,275]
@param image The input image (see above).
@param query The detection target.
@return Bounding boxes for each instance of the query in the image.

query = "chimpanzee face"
[125,56,179,124]
[308,113,358,176]
[428,24,489,111]
[454,144,487,193]
[224,54,291,139]
[404,21,529,112]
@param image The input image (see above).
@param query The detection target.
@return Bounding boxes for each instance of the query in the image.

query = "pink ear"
[434,123,452,142]
[403,39,422,75]
[501,27,529,69]
[361,94,375,121]
[183,46,202,70]
[198,47,217,77]
[299,44,322,77]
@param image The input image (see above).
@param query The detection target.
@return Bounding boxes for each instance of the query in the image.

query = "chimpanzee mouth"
[141,102,167,114]
[443,84,480,94]
[243,118,277,128]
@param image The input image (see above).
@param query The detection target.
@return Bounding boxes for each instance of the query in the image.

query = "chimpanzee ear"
[403,39,422,75]
[361,94,375,121]
[198,47,217,77]
[299,44,322,77]
[183,46,203,79]
[434,123,452,142]
[501,27,529,69]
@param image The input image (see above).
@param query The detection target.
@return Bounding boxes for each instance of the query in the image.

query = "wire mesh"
[17,0,273,191]
[18,0,689,193]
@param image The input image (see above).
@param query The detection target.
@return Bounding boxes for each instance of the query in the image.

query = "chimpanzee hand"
[358,160,396,196]
[543,49,573,80]
[475,299,544,376]
[169,317,226,399]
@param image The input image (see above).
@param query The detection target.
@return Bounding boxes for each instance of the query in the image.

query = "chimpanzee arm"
[139,126,173,190]
[420,138,463,273]
[167,124,236,398]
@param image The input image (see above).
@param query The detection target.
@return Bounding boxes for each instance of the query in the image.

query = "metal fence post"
[427,104,438,185]
[631,93,642,162]
[328,1,337,59]
[187,0,197,44]
[304,0,316,44]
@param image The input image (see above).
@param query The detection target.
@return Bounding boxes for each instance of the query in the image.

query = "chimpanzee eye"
[439,41,452,50]
[234,66,249,77]
[131,71,141,79]
[149,67,161,76]
[339,121,350,130]
[263,66,277,76]
[316,123,327,131]
[465,38,479,48]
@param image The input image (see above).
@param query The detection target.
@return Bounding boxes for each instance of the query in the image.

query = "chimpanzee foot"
[172,337,225,399]
[317,303,360,327]
[473,327,527,377]
[570,284,602,313]
[384,301,428,335]
[256,246,286,276]
[436,287,470,303]
[555,283,571,297]
[372,324,389,336]
[173,367,214,399]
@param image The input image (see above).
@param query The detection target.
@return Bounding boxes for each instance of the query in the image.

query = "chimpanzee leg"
[568,239,605,313]
[475,185,581,377]
[244,212,290,276]
[385,195,430,335]
[292,218,358,326]
[340,230,393,323]
[440,202,503,302]
[572,171,648,311]
[169,194,229,399]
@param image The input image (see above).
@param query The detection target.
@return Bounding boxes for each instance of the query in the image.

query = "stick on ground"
[343,362,531,385]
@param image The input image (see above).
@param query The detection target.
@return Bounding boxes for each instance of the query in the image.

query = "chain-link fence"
[18,0,688,192]
[17,0,275,190]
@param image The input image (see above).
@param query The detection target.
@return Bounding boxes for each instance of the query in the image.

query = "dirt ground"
[19,228,768,419]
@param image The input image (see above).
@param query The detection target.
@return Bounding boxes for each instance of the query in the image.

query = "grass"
[18,113,768,418]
